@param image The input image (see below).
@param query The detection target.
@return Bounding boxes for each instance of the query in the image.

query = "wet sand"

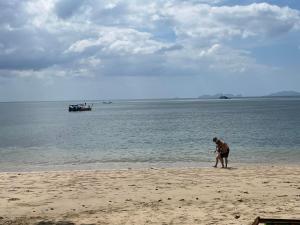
[0,165,299,225]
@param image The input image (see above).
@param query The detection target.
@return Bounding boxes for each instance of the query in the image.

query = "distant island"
[196,91,300,99]
[267,91,300,97]
[198,93,242,99]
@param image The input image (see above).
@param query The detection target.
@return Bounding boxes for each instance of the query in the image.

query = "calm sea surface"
[0,98,300,171]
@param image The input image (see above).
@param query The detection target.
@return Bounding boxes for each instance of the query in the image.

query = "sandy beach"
[0,165,299,225]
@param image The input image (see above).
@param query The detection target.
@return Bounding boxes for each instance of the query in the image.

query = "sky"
[0,0,300,101]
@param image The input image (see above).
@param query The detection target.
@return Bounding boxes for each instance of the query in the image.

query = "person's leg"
[219,153,225,168]
[225,149,230,168]
[224,157,228,168]
[220,157,224,168]
[214,156,218,167]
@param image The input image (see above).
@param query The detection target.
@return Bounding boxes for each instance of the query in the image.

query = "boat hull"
[68,104,92,112]
[68,107,92,112]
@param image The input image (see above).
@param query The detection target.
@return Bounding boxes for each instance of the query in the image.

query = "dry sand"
[0,165,299,225]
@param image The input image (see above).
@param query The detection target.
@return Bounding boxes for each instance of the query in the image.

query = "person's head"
[213,137,218,143]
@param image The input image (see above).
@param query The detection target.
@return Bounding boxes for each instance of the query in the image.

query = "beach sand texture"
[0,166,299,225]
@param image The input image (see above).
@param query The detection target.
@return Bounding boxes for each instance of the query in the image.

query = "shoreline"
[1,165,299,225]
[0,160,299,173]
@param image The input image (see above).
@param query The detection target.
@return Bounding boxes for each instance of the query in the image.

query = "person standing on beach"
[213,137,230,168]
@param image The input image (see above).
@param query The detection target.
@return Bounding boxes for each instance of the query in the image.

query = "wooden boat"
[68,103,92,112]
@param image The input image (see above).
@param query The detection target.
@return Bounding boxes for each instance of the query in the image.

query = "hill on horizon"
[267,91,300,97]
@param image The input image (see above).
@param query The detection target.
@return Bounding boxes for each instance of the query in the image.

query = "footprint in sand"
[8,197,20,202]
[36,221,76,225]
[234,215,240,219]
[277,195,288,197]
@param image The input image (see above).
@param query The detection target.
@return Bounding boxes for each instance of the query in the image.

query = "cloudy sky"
[1,0,300,101]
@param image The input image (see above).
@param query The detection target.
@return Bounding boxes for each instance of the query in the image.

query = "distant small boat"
[102,101,112,104]
[219,96,230,99]
[68,103,92,112]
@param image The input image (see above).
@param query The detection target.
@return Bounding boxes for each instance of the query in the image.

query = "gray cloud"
[55,0,84,19]
[0,1,28,28]
[0,28,66,70]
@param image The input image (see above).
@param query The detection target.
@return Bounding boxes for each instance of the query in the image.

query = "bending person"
[213,137,230,168]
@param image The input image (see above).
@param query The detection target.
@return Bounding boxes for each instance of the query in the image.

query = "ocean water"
[0,97,300,171]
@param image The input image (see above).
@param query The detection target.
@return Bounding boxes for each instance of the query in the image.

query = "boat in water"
[68,103,92,112]
[219,95,230,99]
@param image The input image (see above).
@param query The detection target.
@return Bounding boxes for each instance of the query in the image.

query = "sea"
[0,97,300,172]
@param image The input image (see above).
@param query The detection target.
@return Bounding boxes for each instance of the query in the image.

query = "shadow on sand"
[36,221,96,225]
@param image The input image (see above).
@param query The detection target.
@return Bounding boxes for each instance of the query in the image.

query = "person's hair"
[216,140,221,145]
[213,137,218,142]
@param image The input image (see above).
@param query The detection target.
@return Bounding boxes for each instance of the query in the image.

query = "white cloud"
[67,27,172,55]
[79,56,102,67]
[163,2,300,41]
[25,0,56,28]
[0,67,67,79]
[199,44,221,57]
[163,43,272,75]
